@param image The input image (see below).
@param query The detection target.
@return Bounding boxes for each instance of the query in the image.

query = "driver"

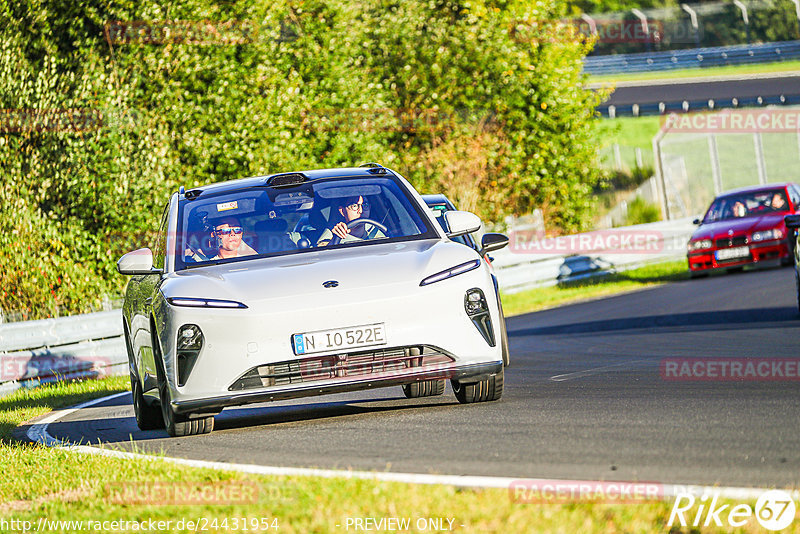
[208,217,258,259]
[317,195,386,246]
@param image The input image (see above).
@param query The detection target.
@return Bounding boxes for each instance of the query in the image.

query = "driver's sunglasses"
[215,226,243,236]
[346,201,370,212]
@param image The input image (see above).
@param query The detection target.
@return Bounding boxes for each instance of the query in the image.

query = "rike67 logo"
[669,490,797,531]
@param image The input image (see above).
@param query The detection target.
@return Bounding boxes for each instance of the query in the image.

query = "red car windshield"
[702,189,789,223]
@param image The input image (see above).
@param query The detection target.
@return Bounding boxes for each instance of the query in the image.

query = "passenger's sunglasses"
[345,201,370,212]
[214,226,243,236]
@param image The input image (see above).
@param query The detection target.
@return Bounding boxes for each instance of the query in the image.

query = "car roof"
[183,167,397,196]
[716,182,797,198]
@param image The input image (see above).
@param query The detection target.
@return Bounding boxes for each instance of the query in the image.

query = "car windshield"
[702,189,789,223]
[176,175,436,269]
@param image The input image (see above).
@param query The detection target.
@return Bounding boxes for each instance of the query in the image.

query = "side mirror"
[692,218,701,225]
[117,248,161,275]
[480,233,509,255]
[785,215,800,229]
[444,210,481,238]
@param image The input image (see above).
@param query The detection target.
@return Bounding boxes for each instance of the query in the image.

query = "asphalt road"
[603,73,800,107]
[28,266,800,487]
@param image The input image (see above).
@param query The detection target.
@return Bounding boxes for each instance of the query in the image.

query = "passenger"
[209,217,258,259]
[317,195,386,246]
[731,201,747,218]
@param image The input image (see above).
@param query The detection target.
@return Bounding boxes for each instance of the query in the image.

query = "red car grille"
[229,346,454,391]
[715,236,748,248]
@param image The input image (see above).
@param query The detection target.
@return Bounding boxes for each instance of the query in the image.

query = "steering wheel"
[328,218,389,246]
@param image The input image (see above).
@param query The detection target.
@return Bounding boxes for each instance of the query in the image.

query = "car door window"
[790,186,800,209]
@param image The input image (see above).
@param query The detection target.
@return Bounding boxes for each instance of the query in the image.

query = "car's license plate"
[292,323,386,355]
[715,246,749,261]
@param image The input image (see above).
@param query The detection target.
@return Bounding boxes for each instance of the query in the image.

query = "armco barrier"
[492,217,696,293]
[0,219,697,396]
[584,40,800,75]
[0,310,127,397]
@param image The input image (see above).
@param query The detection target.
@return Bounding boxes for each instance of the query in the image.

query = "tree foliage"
[0,0,604,318]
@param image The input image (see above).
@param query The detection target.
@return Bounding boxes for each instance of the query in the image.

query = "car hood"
[161,239,479,303]
[691,213,786,240]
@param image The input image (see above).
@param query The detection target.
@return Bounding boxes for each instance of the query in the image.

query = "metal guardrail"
[584,40,800,75]
[0,311,127,397]
[493,218,696,293]
[0,219,697,396]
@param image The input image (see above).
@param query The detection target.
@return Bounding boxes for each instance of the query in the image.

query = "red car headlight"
[688,239,713,251]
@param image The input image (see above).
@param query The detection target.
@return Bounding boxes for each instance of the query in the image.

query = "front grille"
[229,346,454,391]
[715,236,747,248]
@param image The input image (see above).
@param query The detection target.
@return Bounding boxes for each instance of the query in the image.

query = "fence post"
[708,134,723,195]
[613,143,623,171]
[653,130,671,220]
[753,132,767,184]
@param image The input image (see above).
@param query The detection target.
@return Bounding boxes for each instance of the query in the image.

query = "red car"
[687,183,800,277]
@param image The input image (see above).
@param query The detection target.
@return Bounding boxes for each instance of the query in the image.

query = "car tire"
[451,367,503,404]
[130,373,163,431]
[402,379,445,398]
[153,334,214,437]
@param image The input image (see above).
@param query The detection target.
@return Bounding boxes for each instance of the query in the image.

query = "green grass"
[501,260,688,317]
[589,59,800,84]
[1,319,788,532]
[595,116,661,153]
[594,115,660,172]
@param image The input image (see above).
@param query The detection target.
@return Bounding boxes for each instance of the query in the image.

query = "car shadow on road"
[35,395,461,444]
[510,306,799,337]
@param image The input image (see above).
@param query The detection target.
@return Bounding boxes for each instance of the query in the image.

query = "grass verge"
[1,292,778,532]
[501,260,688,317]
[588,59,800,84]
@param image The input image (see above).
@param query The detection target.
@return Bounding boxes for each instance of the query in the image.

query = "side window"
[790,186,800,208]
[152,203,169,270]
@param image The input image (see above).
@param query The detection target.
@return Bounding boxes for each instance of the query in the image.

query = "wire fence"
[582,0,800,58]
[653,106,800,218]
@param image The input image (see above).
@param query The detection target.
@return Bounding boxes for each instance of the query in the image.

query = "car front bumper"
[170,360,502,415]
[687,238,789,271]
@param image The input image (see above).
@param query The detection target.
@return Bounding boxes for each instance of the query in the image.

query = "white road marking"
[550,359,652,381]
[25,392,790,500]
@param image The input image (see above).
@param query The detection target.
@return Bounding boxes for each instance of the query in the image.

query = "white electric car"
[118,164,508,436]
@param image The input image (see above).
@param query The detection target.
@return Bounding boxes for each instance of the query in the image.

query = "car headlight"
[167,297,247,309]
[688,239,713,251]
[420,259,481,286]
[177,324,204,351]
[464,288,495,347]
[751,229,784,242]
[176,324,204,387]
